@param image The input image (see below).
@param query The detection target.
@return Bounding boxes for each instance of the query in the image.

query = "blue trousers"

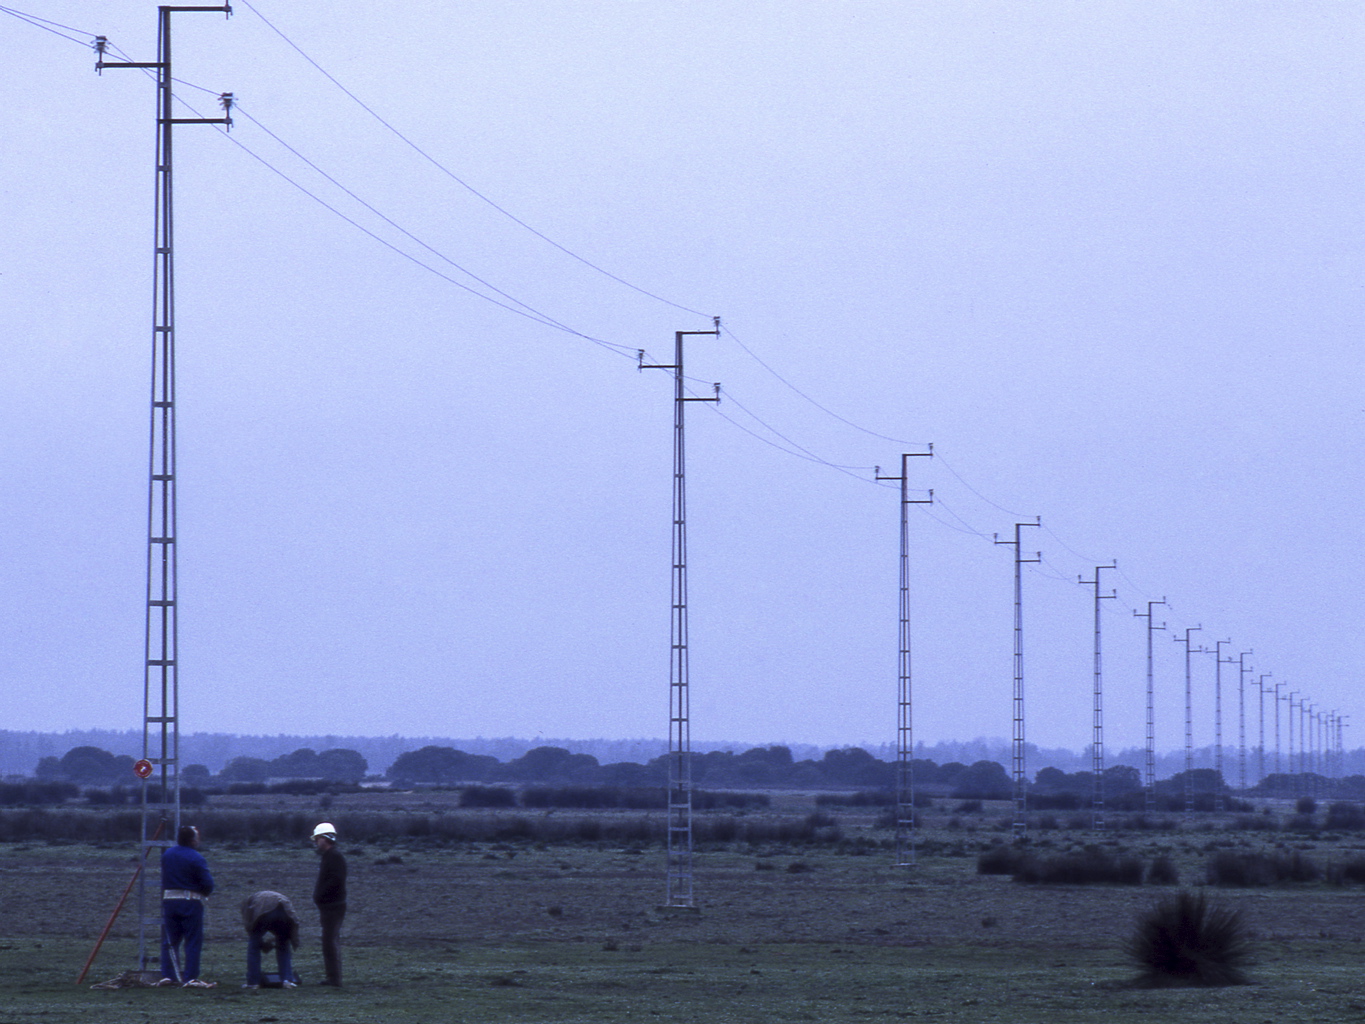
[161,899,204,982]
[246,918,295,986]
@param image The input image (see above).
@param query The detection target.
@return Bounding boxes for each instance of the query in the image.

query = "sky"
[2,1,1361,760]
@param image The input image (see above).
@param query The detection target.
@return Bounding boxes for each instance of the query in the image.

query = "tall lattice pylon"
[994,520,1039,834]
[1134,599,1166,813]
[640,324,718,908]
[876,453,931,868]
[1080,564,1115,829]
[98,4,231,973]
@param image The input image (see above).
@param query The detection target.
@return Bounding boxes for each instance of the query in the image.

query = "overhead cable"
[239,0,710,319]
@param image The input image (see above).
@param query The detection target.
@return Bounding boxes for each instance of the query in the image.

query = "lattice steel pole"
[1256,674,1272,786]
[1134,600,1166,813]
[98,3,231,975]
[876,453,931,867]
[1079,564,1115,829]
[994,520,1040,834]
[1173,626,1202,814]
[1237,652,1252,793]
[1213,640,1231,812]
[640,324,718,909]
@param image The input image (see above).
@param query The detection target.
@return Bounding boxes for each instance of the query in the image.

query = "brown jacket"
[239,890,301,949]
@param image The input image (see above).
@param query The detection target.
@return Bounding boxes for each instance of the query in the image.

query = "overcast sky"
[3,2,1361,759]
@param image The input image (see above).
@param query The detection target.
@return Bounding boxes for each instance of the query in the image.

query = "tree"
[952,760,1011,799]
[271,748,320,778]
[50,746,136,785]
[499,746,600,784]
[316,748,367,784]
[820,747,891,788]
[387,746,496,786]
[219,756,271,783]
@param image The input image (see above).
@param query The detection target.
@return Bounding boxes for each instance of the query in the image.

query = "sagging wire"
[720,323,926,448]
[232,104,591,337]
[157,88,639,358]
[0,3,98,46]
[716,389,880,478]
[239,0,709,319]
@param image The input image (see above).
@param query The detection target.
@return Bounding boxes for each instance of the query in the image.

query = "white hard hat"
[312,822,337,840]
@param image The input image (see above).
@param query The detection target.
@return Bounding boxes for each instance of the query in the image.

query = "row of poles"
[104,11,1349,918]
[996,524,1347,836]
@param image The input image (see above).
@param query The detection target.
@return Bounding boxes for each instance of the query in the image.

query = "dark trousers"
[161,899,204,982]
[246,907,295,986]
[318,903,346,985]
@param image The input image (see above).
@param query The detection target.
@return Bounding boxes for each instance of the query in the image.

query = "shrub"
[1206,850,1321,886]
[1013,847,1144,886]
[1325,803,1365,831]
[1327,855,1365,885]
[1295,796,1317,815]
[976,843,1024,875]
[693,791,770,811]
[0,782,79,806]
[1228,813,1278,831]
[1146,854,1180,886]
[1124,891,1253,987]
[459,786,518,809]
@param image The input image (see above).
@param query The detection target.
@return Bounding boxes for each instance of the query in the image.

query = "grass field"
[7,794,1365,1022]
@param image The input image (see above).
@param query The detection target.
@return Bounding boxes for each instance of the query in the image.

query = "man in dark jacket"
[160,824,215,987]
[311,822,347,986]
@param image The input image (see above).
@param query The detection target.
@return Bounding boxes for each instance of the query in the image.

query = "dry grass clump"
[1123,891,1253,987]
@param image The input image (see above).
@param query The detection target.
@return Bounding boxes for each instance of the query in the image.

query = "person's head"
[177,825,199,848]
[312,822,337,851]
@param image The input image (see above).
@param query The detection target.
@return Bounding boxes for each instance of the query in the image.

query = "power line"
[720,324,926,448]
[172,95,641,358]
[0,3,99,46]
[239,0,710,319]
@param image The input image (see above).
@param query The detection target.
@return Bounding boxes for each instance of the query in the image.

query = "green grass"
[12,935,1365,1023]
[10,802,1365,1022]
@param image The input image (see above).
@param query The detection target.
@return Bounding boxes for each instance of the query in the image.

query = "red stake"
[77,817,166,985]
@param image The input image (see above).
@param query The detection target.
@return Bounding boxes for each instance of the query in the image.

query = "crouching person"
[241,890,300,990]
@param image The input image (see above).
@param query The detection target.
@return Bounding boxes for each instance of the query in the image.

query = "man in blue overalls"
[160,824,216,987]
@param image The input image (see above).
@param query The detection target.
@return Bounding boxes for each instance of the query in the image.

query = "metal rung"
[149,600,174,607]
[146,660,176,667]
[145,717,175,724]
[149,537,175,544]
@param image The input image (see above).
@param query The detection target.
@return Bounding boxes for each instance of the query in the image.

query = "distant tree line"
[25,742,1365,805]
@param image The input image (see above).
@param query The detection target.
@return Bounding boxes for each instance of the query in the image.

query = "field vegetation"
[6,787,1365,1022]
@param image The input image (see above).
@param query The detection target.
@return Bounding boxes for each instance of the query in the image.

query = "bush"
[976,843,1024,875]
[1146,854,1180,886]
[0,781,79,806]
[1124,891,1253,987]
[459,786,518,809]
[1206,850,1321,886]
[1325,802,1365,831]
[1228,813,1278,831]
[1328,855,1365,885]
[1295,796,1317,814]
[1013,846,1144,886]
